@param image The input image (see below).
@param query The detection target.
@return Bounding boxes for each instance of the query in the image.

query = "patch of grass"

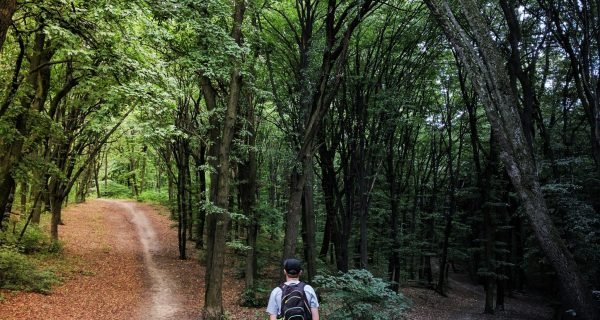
[0,247,61,294]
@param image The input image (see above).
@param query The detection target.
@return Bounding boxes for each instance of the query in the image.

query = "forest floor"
[403,274,554,320]
[0,199,554,320]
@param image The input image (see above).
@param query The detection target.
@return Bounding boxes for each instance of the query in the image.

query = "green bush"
[314,269,411,320]
[240,284,271,308]
[138,190,170,206]
[17,224,53,254]
[0,247,60,294]
[0,222,55,254]
[99,180,132,198]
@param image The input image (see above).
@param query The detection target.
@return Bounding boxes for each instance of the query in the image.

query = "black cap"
[283,258,302,275]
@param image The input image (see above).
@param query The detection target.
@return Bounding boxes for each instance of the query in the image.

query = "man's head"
[283,258,302,278]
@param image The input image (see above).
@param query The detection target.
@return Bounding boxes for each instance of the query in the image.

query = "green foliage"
[0,247,60,294]
[240,284,271,308]
[314,269,410,320]
[543,183,600,285]
[255,204,284,239]
[100,180,132,198]
[138,190,170,206]
[0,223,55,255]
[17,225,54,254]
[226,240,252,255]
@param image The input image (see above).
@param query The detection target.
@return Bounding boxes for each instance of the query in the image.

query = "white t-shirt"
[266,280,319,316]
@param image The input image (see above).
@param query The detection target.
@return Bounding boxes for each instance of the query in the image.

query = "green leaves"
[314,269,411,320]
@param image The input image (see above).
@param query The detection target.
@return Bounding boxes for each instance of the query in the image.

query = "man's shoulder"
[303,283,317,294]
[272,286,283,292]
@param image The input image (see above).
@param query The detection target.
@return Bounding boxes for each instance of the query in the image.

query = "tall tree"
[203,1,246,318]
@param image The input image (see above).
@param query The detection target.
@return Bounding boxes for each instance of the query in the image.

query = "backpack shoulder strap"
[298,282,313,320]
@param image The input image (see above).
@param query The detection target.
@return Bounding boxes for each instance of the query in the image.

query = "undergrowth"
[137,190,170,207]
[0,219,62,294]
[0,248,60,294]
[314,269,411,320]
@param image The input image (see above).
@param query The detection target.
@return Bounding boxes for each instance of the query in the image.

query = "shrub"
[314,269,411,320]
[138,190,170,207]
[0,247,60,294]
[0,222,55,254]
[240,284,271,308]
[17,224,53,254]
[99,180,131,198]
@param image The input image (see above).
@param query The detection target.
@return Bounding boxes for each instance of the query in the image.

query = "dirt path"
[0,199,206,319]
[107,200,182,319]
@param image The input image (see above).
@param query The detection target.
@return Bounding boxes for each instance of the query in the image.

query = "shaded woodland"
[0,0,599,319]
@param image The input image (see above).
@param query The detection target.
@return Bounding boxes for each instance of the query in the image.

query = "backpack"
[278,282,312,320]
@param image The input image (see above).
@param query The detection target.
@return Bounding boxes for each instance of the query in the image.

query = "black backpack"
[278,282,312,320]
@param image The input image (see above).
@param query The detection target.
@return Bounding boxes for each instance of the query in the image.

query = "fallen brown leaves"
[403,274,553,320]
[0,200,265,320]
[0,200,143,320]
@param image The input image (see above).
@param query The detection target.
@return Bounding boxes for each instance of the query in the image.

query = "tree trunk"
[186,160,193,241]
[483,199,496,314]
[484,277,496,314]
[424,1,599,318]
[129,157,139,198]
[19,181,27,214]
[139,145,147,194]
[175,142,189,260]
[195,145,207,249]
[104,146,109,193]
[49,193,63,240]
[437,211,453,296]
[421,136,439,287]
[156,157,161,192]
[203,2,245,318]
[238,80,259,291]
[358,177,368,269]
[30,181,43,225]
[386,131,401,292]
[283,160,310,262]
[301,165,317,282]
[76,163,93,203]
[317,131,339,261]
[0,0,16,54]
[93,156,101,198]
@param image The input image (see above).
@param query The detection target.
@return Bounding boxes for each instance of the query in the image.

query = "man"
[266,258,319,320]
